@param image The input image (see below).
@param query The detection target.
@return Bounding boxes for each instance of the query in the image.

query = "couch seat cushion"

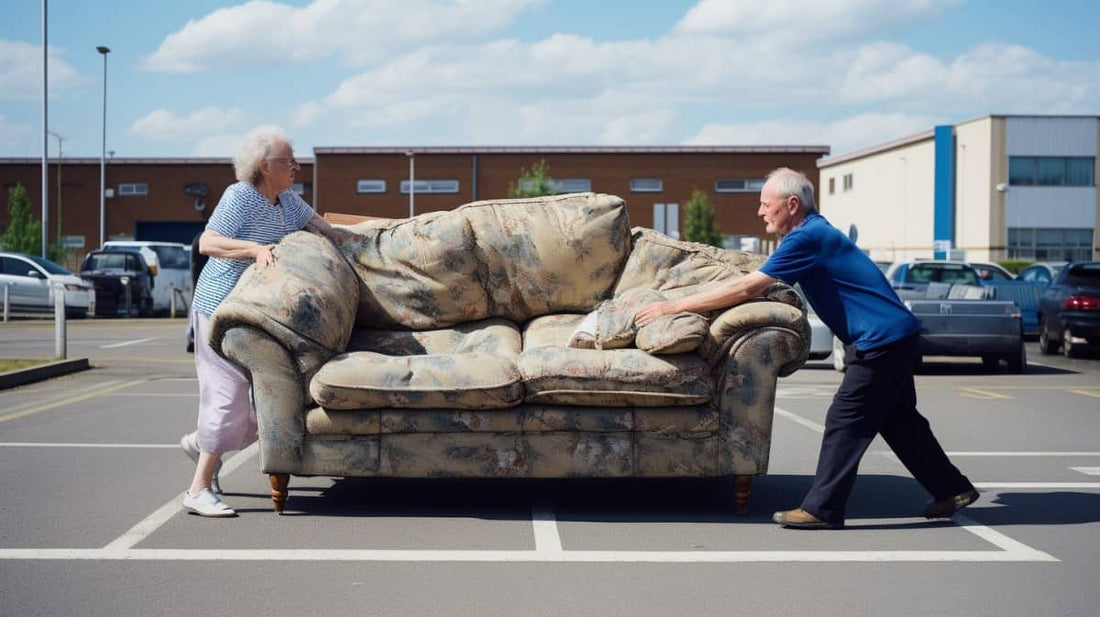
[518,347,713,407]
[310,318,524,410]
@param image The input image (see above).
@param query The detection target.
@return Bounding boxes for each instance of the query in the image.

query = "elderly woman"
[180,125,337,517]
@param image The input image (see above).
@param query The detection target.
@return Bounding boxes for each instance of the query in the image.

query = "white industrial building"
[818,115,1099,264]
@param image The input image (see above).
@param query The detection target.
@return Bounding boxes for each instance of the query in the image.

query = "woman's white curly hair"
[233,125,290,184]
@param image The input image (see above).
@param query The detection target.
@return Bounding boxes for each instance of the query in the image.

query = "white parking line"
[0,543,1057,562]
[103,443,259,552]
[531,504,563,555]
[1070,467,1100,476]
[0,442,179,448]
[100,337,157,349]
[974,482,1100,489]
[774,407,825,433]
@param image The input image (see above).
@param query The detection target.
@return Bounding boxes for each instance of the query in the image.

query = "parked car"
[1017,261,1068,286]
[0,251,91,317]
[102,241,191,315]
[80,250,156,317]
[884,261,1026,372]
[1037,262,1100,357]
[885,260,982,293]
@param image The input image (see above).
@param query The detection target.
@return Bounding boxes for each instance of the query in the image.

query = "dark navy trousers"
[800,334,974,524]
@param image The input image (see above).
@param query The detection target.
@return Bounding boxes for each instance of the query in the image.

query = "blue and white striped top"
[192,181,315,317]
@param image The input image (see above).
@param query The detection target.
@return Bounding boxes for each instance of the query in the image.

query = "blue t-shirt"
[192,182,315,317]
[759,211,918,351]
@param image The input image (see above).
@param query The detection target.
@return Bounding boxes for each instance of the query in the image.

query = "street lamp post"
[47,130,63,252]
[406,150,415,218]
[97,45,110,248]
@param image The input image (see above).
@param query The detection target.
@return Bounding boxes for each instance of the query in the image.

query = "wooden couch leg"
[733,475,752,514]
[269,473,289,514]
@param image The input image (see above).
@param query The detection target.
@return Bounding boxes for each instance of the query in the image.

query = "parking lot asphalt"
[1,318,1098,617]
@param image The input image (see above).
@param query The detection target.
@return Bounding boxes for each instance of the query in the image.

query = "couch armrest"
[221,326,306,474]
[712,318,809,476]
[209,229,360,377]
[701,301,809,375]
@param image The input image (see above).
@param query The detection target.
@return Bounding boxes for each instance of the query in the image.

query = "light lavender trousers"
[193,312,257,454]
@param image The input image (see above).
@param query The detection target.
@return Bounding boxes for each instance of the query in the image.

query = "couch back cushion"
[339,193,631,330]
[614,227,769,296]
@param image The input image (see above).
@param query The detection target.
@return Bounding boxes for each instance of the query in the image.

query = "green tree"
[507,159,555,197]
[683,189,724,248]
[0,183,43,255]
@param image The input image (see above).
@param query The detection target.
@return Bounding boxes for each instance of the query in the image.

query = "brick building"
[2,145,826,264]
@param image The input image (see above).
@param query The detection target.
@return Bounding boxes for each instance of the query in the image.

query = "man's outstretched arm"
[634,270,778,326]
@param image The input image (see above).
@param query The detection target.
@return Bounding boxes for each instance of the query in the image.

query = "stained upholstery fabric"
[212,193,810,491]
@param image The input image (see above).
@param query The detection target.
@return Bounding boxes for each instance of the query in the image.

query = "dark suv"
[1037,262,1100,357]
[80,250,156,317]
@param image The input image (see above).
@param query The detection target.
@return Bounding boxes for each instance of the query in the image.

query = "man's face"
[757,182,799,235]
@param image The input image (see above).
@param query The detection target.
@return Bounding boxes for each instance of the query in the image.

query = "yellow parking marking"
[0,379,144,424]
[1070,389,1100,399]
[959,388,1012,400]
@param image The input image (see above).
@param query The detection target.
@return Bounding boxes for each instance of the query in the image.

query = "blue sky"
[2,0,1098,159]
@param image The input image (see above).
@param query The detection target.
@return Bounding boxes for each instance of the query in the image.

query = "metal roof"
[313,145,830,155]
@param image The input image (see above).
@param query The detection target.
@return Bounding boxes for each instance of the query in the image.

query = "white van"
[101,241,191,315]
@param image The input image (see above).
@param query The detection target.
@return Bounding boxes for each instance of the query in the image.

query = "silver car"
[0,251,92,317]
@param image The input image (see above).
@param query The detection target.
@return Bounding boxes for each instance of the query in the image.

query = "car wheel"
[913,354,924,374]
[832,337,848,373]
[1063,328,1080,358]
[1038,316,1058,354]
[1006,342,1027,374]
[981,355,1000,371]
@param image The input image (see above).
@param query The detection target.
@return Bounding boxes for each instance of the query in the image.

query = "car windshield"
[83,253,132,271]
[909,264,978,286]
[23,254,72,275]
[150,245,189,268]
[1065,264,1100,286]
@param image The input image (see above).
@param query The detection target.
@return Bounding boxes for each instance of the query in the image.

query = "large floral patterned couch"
[209,192,809,513]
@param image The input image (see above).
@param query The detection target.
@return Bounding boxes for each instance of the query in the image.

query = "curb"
[0,358,91,390]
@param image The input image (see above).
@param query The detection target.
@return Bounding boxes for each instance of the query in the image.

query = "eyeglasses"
[268,156,300,170]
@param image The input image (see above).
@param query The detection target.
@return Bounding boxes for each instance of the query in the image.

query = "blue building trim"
[933,125,955,259]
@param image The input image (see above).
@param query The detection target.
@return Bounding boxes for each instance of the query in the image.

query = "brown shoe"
[772,508,844,529]
[924,489,980,519]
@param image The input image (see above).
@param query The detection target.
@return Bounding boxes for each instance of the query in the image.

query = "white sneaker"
[180,432,222,494]
[182,488,236,517]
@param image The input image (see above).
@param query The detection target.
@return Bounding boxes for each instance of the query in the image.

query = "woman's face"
[262,140,300,192]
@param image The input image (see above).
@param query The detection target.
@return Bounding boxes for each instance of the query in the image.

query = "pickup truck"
[881,261,1027,373]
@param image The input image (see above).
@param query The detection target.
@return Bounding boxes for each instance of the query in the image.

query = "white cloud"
[142,0,540,72]
[0,115,36,153]
[128,107,248,141]
[674,0,959,40]
[0,39,86,100]
[191,133,245,157]
[685,112,947,156]
[837,42,1100,113]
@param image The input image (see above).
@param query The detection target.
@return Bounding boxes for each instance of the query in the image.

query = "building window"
[400,179,459,194]
[715,178,765,193]
[356,179,387,194]
[518,178,592,194]
[553,178,591,194]
[842,174,853,191]
[828,177,835,195]
[292,183,312,196]
[1009,156,1095,187]
[1008,227,1094,261]
[118,183,148,196]
[630,178,662,193]
[652,203,679,239]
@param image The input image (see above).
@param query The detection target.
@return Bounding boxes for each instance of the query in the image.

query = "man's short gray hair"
[766,167,816,213]
[234,125,289,184]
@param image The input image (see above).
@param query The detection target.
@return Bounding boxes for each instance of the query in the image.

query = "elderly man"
[635,167,978,529]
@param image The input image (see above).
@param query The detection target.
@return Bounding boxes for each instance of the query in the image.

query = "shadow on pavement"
[248,474,1100,528]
